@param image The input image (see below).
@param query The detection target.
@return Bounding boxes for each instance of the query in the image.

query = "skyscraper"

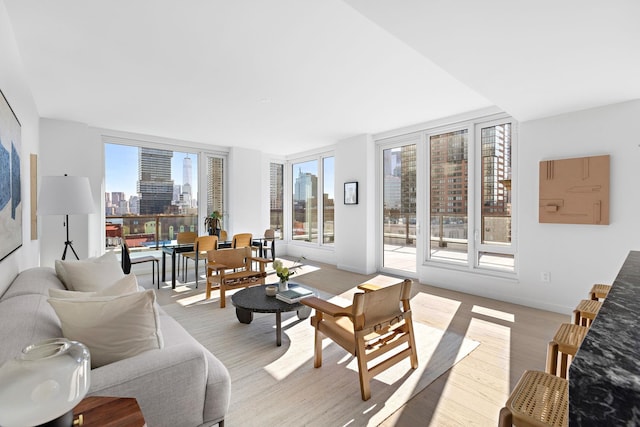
[182,155,192,205]
[137,147,174,214]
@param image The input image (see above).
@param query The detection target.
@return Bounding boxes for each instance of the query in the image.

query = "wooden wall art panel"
[539,154,610,225]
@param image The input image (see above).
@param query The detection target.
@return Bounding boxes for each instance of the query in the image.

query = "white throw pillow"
[48,290,164,368]
[49,274,139,299]
[55,252,124,292]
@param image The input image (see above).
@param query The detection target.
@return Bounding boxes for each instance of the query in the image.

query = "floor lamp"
[38,175,95,260]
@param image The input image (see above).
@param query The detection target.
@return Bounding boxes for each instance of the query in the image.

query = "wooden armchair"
[301,279,418,400]
[205,247,271,308]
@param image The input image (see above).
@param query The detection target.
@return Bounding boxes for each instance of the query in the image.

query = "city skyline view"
[105,143,198,202]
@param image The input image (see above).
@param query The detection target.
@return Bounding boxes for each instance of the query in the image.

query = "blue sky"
[105,143,198,199]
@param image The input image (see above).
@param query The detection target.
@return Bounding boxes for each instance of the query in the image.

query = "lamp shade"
[38,175,95,215]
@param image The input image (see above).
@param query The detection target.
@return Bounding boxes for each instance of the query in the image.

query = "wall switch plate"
[541,272,551,282]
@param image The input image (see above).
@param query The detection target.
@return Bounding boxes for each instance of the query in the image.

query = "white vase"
[278,280,289,292]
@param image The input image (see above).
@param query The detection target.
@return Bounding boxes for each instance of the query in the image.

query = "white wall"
[227,146,269,239]
[0,1,41,293]
[334,134,376,274]
[421,100,640,314]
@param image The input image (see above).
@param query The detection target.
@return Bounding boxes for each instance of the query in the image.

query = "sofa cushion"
[48,274,139,299]
[55,252,124,292]
[48,290,163,368]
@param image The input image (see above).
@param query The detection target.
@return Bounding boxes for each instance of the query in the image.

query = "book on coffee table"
[276,286,313,304]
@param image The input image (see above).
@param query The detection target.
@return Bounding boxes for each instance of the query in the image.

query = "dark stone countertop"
[569,250,640,426]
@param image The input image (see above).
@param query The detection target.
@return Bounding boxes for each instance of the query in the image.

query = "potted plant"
[204,211,223,237]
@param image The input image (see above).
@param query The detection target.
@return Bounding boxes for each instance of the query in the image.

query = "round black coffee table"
[231,284,313,346]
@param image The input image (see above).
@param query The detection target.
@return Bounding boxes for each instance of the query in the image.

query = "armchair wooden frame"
[302,279,418,400]
[205,246,271,308]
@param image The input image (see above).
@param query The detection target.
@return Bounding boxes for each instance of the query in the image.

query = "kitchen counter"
[569,250,640,425]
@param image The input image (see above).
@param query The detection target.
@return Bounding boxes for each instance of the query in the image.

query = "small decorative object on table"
[265,285,277,297]
[272,257,304,291]
[276,286,314,304]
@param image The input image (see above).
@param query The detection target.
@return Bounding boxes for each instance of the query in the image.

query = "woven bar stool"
[573,299,602,327]
[498,370,568,427]
[546,323,589,379]
[589,283,611,301]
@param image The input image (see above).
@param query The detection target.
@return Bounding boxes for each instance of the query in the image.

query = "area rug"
[162,292,479,427]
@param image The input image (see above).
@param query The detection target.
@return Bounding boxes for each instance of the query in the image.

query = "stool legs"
[498,406,513,427]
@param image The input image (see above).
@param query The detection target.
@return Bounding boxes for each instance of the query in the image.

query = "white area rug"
[162,291,479,427]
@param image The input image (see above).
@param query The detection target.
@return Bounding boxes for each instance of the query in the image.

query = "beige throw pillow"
[49,274,139,299]
[55,252,124,292]
[48,290,164,368]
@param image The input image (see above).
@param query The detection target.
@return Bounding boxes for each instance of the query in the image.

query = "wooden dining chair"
[176,231,197,276]
[232,233,252,248]
[301,279,418,400]
[181,235,218,287]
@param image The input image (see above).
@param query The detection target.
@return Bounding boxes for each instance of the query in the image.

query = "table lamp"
[38,175,95,260]
[0,338,91,427]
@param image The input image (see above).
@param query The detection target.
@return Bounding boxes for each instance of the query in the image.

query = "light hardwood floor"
[147,257,569,426]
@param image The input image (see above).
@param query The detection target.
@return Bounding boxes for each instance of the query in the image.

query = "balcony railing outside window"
[106,214,198,250]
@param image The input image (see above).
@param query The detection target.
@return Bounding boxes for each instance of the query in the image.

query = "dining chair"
[261,229,276,260]
[232,233,252,248]
[176,231,197,276]
[301,279,418,400]
[121,242,159,288]
[181,235,218,287]
[251,229,275,260]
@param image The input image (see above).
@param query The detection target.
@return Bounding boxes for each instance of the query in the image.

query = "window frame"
[103,135,228,250]
[423,113,517,276]
[288,151,335,248]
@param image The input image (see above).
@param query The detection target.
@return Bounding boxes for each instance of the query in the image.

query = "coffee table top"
[231,284,309,314]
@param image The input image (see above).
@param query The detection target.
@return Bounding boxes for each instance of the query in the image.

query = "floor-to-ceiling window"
[429,129,469,263]
[322,156,335,245]
[426,116,515,273]
[378,113,516,275]
[290,153,334,245]
[205,154,225,232]
[382,140,417,273]
[104,141,199,249]
[269,162,284,238]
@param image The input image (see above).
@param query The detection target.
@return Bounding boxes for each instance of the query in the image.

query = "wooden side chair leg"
[560,352,569,378]
[313,328,323,368]
[498,406,512,427]
[355,338,371,401]
[220,286,226,308]
[546,341,558,375]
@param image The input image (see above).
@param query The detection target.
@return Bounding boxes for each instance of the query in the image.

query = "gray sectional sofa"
[0,267,230,426]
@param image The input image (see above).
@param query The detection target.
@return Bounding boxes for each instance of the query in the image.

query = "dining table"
[161,242,194,289]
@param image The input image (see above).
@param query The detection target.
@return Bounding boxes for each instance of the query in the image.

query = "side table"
[73,396,146,427]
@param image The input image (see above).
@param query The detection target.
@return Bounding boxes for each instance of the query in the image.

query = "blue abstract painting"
[0,89,22,262]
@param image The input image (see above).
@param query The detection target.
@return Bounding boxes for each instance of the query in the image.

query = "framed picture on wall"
[344,181,358,205]
[0,89,22,262]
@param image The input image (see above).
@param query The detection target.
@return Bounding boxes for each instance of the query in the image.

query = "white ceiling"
[4,0,640,155]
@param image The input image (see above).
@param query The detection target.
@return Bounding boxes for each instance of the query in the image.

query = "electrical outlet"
[540,272,551,282]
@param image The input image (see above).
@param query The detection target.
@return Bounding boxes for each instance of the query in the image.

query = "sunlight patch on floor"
[471,305,515,322]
